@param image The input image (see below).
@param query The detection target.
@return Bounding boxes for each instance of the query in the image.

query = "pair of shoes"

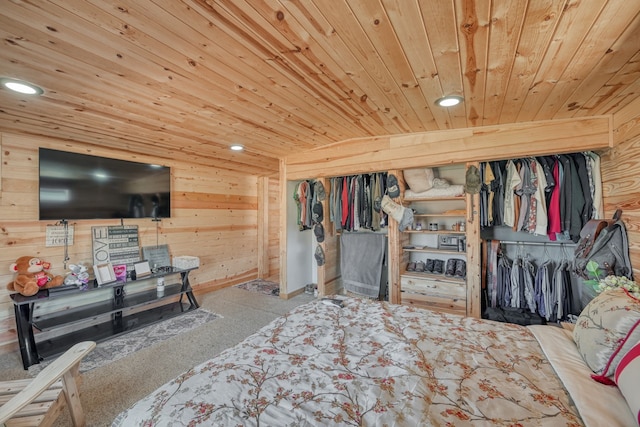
[445,259,457,277]
[425,259,434,273]
[415,261,425,272]
[455,259,466,278]
[406,262,416,272]
[432,259,444,274]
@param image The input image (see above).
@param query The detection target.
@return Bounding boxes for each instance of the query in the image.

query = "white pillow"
[403,168,434,193]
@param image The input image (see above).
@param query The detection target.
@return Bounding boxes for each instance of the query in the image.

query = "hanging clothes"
[547,159,562,240]
[497,252,513,308]
[371,173,381,231]
[293,180,313,231]
[530,159,548,236]
[490,161,506,226]
[522,256,537,313]
[510,256,523,309]
[328,172,388,232]
[503,160,520,228]
[535,259,553,320]
[486,241,500,308]
[588,152,604,219]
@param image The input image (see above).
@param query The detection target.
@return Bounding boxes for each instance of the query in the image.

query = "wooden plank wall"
[606,97,640,278]
[0,132,260,351]
[286,117,612,180]
[284,116,615,315]
[267,176,281,281]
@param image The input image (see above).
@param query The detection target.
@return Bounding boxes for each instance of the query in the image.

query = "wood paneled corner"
[0,132,264,351]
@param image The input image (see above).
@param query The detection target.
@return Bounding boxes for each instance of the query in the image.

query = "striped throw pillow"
[615,340,640,425]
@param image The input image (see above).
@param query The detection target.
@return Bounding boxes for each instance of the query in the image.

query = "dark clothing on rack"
[487,241,577,323]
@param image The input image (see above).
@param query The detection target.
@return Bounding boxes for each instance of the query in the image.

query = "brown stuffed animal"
[7,256,64,296]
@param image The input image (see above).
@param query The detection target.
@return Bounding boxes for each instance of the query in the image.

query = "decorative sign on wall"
[92,225,141,271]
[45,225,75,247]
[142,244,171,269]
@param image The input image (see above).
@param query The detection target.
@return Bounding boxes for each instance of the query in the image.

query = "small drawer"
[401,275,466,299]
[401,292,466,316]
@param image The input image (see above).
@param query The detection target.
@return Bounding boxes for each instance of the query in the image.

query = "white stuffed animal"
[64,264,90,286]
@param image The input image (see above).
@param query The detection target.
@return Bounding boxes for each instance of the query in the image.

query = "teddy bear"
[7,256,64,296]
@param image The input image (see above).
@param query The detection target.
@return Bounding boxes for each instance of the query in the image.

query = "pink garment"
[547,159,561,240]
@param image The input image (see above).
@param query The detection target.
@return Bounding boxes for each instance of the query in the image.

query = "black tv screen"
[39,148,171,220]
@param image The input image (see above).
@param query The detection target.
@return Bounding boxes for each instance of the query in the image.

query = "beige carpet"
[0,286,315,427]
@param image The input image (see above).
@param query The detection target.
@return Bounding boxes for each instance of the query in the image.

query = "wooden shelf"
[401,271,465,284]
[35,302,191,361]
[413,213,465,217]
[403,247,465,255]
[403,196,465,202]
[32,283,185,331]
[404,230,465,235]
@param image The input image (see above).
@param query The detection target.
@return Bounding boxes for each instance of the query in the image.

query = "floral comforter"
[113,298,582,426]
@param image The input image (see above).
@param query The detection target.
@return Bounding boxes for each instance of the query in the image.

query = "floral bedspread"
[113,298,583,426]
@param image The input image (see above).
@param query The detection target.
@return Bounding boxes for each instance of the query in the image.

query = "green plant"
[585,260,640,297]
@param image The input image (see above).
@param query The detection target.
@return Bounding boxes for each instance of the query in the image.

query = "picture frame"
[93,262,117,285]
[134,260,151,278]
[142,245,171,269]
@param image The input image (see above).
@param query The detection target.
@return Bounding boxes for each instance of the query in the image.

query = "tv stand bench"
[10,267,199,370]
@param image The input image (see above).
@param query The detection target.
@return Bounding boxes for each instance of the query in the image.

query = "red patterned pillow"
[615,340,640,425]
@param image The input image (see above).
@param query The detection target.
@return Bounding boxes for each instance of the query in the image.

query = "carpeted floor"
[0,286,315,427]
[28,308,219,376]
[233,278,280,296]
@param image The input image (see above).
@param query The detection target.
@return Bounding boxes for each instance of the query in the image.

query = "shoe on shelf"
[425,258,434,273]
[433,259,444,274]
[415,261,425,272]
[445,259,457,276]
[406,262,416,272]
[455,259,466,278]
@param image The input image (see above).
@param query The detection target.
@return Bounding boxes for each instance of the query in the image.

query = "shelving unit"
[11,267,199,369]
[390,164,480,317]
[394,166,474,316]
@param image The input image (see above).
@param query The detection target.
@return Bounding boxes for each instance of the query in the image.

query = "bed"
[112,294,638,426]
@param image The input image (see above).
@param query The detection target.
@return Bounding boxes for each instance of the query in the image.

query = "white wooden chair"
[0,341,96,427]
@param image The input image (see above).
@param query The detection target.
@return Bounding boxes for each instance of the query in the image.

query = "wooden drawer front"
[401,292,466,316]
[401,275,466,299]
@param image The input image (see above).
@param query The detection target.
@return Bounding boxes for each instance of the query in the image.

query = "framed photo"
[93,262,117,285]
[134,261,151,278]
[142,245,171,269]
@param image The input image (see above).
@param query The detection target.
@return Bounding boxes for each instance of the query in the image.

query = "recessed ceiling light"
[230,144,244,151]
[436,95,463,107]
[0,77,44,96]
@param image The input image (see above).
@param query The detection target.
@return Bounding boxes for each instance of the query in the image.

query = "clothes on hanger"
[487,241,576,322]
[480,152,600,242]
[293,180,313,231]
[329,172,388,232]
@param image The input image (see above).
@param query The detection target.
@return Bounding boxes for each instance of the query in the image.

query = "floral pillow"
[573,288,640,381]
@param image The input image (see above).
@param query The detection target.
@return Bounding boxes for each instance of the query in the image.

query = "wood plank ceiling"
[1,0,639,175]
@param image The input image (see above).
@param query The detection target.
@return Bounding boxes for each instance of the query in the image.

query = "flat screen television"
[39,148,171,220]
